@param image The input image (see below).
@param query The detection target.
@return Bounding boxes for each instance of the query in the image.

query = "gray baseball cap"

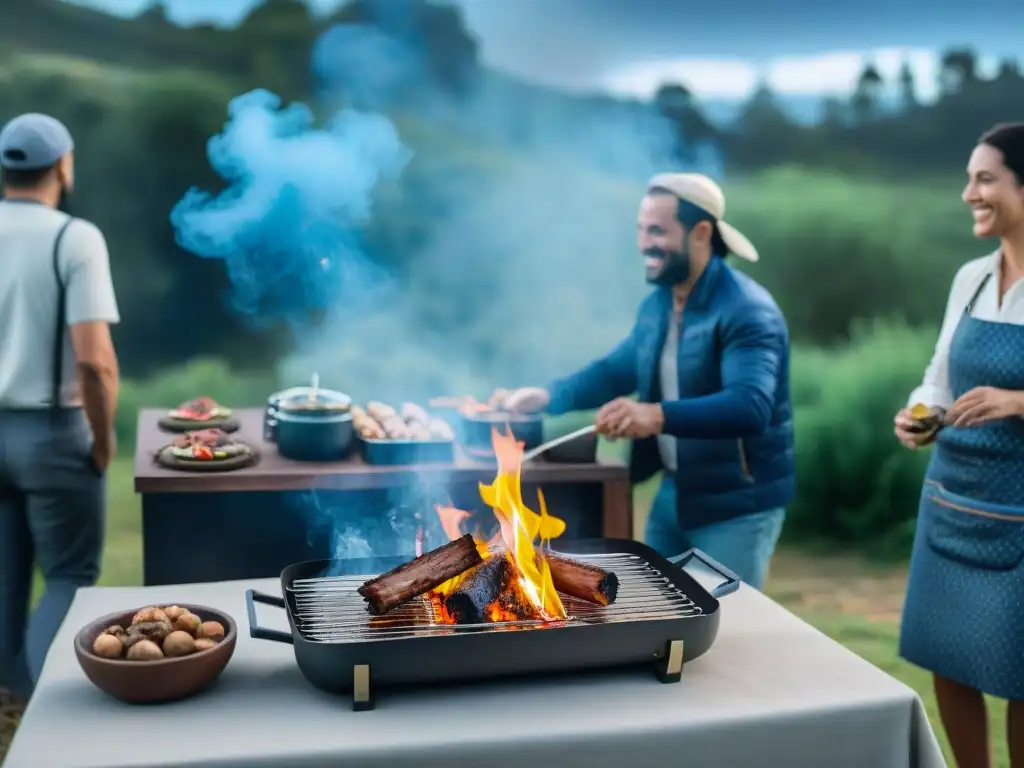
[0,113,74,170]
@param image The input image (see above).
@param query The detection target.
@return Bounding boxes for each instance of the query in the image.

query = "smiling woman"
[893,121,1024,767]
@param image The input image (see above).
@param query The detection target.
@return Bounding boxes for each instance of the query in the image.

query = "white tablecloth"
[5,568,946,768]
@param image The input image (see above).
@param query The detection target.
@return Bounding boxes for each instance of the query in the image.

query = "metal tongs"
[522,425,597,462]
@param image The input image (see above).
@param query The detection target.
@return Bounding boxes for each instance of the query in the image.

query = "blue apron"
[900,271,1024,700]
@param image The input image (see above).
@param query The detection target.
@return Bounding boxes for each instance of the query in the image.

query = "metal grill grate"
[287,552,703,643]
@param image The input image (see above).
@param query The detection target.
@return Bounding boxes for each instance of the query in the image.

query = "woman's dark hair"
[979,122,1024,185]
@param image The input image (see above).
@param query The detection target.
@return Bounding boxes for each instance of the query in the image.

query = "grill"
[291,552,703,642]
[247,538,738,711]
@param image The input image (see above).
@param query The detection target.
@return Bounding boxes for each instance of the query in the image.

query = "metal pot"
[458,410,544,454]
[265,387,354,462]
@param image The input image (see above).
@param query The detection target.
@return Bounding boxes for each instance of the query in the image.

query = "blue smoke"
[170,88,409,326]
[168,8,728,559]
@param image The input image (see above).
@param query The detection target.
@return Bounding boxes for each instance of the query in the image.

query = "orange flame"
[477,428,566,620]
[429,428,567,621]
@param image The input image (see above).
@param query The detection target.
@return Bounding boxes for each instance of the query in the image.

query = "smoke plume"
[170,2,723,560]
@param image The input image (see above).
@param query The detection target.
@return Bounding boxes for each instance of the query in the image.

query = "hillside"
[0,0,238,70]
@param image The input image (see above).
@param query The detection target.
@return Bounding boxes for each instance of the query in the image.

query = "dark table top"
[134,409,628,494]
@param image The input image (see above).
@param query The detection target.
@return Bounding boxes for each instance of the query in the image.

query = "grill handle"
[245,589,295,644]
[669,548,741,599]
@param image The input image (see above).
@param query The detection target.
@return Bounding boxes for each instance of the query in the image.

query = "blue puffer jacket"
[546,256,795,528]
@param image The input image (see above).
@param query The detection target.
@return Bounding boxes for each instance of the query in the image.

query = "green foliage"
[732,166,976,345]
[785,320,937,556]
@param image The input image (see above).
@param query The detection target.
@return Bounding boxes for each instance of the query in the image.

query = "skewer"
[522,425,596,462]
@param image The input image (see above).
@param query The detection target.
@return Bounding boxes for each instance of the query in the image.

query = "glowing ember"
[430,427,567,623]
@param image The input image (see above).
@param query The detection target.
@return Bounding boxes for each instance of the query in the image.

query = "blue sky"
[70,0,1023,102]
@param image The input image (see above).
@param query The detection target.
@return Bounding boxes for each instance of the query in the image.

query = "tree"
[236,0,317,98]
[654,83,692,114]
[995,58,1020,83]
[851,63,883,123]
[898,60,917,111]
[939,49,978,96]
[137,1,170,26]
[731,81,797,167]
[653,80,715,158]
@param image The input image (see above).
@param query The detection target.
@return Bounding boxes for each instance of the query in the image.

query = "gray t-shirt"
[0,200,120,408]
[657,313,680,472]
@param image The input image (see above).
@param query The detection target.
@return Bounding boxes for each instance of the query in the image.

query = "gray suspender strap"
[51,218,75,411]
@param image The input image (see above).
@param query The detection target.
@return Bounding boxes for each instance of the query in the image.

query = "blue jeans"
[644,475,785,590]
[0,409,105,698]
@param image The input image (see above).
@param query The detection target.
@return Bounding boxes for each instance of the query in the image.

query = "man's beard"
[643,246,690,286]
[57,186,72,214]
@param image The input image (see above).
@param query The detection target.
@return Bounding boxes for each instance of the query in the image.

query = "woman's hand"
[893,408,938,449]
[945,387,1024,427]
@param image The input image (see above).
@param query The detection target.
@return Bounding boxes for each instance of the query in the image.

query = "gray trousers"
[0,408,105,698]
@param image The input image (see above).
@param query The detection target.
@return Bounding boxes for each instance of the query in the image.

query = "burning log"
[497,580,544,623]
[445,555,524,625]
[358,534,483,616]
[545,553,619,606]
[445,554,548,625]
[444,555,511,624]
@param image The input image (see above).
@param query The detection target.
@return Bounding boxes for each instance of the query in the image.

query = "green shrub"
[730,166,977,345]
[785,320,937,556]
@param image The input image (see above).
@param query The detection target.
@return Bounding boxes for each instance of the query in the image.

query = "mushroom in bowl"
[74,603,236,704]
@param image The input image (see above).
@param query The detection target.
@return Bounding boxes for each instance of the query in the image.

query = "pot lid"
[273,386,351,409]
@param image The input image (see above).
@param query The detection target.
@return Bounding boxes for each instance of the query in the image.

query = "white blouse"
[908,251,1024,409]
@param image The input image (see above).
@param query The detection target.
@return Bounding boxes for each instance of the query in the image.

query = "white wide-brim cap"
[647,172,759,263]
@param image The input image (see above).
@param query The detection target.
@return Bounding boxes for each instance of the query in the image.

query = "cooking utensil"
[265,384,354,462]
[74,604,237,704]
[264,383,353,441]
[246,539,739,711]
[523,425,597,462]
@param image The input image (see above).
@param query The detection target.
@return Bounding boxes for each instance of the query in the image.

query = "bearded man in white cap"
[503,174,794,589]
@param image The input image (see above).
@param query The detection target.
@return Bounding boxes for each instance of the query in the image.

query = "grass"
[0,460,1010,766]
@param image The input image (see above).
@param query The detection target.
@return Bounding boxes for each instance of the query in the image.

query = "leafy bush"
[784,320,937,556]
[732,166,976,346]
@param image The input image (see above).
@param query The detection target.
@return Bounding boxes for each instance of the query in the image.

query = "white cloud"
[606,59,759,100]
[604,47,984,103]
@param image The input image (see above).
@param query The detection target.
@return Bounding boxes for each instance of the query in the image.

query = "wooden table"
[134,409,632,585]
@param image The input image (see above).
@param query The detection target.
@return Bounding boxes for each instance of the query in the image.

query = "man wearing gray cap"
[0,113,120,698]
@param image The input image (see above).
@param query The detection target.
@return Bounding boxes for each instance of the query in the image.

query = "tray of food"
[431,392,544,454]
[158,396,239,433]
[353,401,456,465]
[155,429,258,472]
